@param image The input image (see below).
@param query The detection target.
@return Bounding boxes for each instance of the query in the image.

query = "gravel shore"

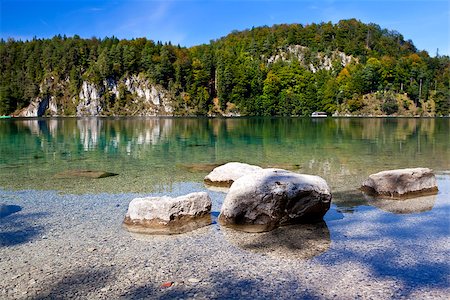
[1,178,449,300]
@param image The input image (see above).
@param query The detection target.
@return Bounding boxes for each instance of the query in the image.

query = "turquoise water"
[0,117,448,193]
[1,117,449,297]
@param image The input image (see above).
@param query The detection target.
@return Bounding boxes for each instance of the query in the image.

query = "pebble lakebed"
[1,177,449,299]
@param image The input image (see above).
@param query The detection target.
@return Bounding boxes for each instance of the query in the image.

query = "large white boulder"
[204,162,263,187]
[219,169,332,232]
[361,168,438,198]
[123,192,212,234]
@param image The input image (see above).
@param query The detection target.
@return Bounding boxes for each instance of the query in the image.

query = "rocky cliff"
[267,45,355,73]
[17,74,174,117]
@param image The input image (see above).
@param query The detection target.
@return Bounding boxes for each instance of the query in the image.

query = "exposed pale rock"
[17,95,53,117]
[267,45,355,73]
[123,192,212,234]
[361,168,438,198]
[76,77,173,116]
[219,169,332,232]
[125,75,162,105]
[77,81,104,116]
[48,97,58,115]
[204,162,263,187]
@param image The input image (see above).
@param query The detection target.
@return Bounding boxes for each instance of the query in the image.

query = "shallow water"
[0,117,449,193]
[1,117,449,299]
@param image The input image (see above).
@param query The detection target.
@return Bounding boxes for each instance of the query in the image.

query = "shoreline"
[3,115,450,120]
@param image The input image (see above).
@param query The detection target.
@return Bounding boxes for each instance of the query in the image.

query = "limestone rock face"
[219,169,332,232]
[17,95,53,117]
[204,162,263,187]
[267,45,355,73]
[76,76,173,116]
[125,75,164,106]
[361,168,438,198]
[77,82,104,116]
[123,192,212,234]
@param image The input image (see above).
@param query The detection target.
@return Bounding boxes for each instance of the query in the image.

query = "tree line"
[1,19,449,116]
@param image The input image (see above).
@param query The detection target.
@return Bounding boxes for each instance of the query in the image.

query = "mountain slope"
[1,19,449,117]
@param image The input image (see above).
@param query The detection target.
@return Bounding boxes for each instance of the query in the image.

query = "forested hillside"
[1,19,449,116]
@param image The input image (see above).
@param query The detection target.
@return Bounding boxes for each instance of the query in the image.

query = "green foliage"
[1,19,449,116]
[381,92,399,115]
[0,86,16,115]
[347,96,365,112]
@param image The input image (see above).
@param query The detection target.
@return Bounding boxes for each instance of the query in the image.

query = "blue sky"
[1,0,449,56]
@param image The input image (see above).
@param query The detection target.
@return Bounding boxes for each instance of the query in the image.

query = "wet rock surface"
[361,167,438,198]
[123,192,212,234]
[367,194,437,214]
[177,163,223,173]
[219,169,332,232]
[204,162,263,187]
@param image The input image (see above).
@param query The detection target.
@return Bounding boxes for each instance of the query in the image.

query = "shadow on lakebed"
[222,222,330,260]
[0,205,47,247]
[0,204,22,218]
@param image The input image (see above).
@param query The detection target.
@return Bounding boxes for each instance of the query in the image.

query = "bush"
[381,92,398,115]
[347,96,364,112]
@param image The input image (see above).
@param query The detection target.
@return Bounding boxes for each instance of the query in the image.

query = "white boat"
[311,112,327,118]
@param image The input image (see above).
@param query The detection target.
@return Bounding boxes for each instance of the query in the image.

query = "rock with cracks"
[361,167,438,198]
[204,162,263,187]
[219,168,332,232]
[123,192,212,235]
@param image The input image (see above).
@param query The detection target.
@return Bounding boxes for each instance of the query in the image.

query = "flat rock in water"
[55,170,118,179]
[177,163,223,173]
[361,167,438,198]
[261,163,301,171]
[204,162,263,187]
[219,168,332,232]
[123,192,212,235]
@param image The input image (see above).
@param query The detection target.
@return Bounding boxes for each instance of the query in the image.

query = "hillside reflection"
[0,117,448,193]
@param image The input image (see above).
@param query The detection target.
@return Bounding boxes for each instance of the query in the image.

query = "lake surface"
[1,117,449,299]
[0,117,449,193]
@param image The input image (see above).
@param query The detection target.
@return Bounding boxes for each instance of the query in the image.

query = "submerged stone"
[55,170,118,179]
[123,192,212,235]
[219,168,332,232]
[366,194,436,214]
[361,167,438,198]
[204,162,263,187]
[177,163,223,173]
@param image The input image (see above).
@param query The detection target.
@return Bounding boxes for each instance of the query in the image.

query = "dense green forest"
[1,19,449,116]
